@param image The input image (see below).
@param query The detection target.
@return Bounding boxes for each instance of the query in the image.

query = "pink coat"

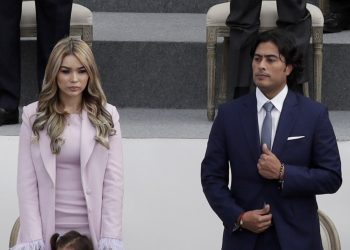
[17,102,123,249]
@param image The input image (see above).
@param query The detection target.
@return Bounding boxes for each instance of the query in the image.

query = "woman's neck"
[59,97,83,114]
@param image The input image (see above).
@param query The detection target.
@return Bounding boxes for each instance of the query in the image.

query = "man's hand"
[241,204,272,233]
[257,144,281,179]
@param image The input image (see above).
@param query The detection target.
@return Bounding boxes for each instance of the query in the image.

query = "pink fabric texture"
[16,102,124,250]
[55,114,89,236]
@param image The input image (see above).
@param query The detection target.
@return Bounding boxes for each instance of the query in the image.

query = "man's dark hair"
[250,29,304,89]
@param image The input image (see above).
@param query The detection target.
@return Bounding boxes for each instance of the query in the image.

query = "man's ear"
[284,64,293,76]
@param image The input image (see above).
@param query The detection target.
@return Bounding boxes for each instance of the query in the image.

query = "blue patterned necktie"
[261,102,274,149]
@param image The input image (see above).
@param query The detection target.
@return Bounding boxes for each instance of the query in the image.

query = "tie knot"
[263,102,274,112]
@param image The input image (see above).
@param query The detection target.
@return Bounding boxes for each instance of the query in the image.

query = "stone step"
[73,0,320,13]
[74,0,226,13]
[1,109,349,140]
[19,12,350,110]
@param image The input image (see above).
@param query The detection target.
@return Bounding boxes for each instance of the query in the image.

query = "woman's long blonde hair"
[32,37,116,154]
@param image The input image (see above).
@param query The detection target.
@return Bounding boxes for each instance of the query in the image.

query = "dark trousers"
[226,0,311,92]
[0,0,72,110]
[330,0,350,13]
[253,226,281,250]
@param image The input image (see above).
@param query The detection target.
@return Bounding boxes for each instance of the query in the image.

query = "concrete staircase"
[73,0,320,12]
[73,0,228,13]
[19,0,350,110]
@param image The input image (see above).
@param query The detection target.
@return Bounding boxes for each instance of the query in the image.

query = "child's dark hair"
[50,231,93,250]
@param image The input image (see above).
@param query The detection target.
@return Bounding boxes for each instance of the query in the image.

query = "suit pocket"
[282,138,311,164]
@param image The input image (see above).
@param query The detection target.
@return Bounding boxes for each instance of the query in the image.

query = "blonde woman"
[12,37,124,250]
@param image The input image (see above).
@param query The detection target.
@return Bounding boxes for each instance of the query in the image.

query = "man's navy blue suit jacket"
[201,90,342,250]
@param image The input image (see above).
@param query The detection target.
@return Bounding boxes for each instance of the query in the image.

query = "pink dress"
[55,114,90,236]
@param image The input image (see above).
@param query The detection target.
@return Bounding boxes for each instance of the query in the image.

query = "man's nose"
[258,59,267,69]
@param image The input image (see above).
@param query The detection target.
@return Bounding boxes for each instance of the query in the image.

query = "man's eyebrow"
[254,53,279,58]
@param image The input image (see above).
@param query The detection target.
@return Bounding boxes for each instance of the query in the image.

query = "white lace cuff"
[10,239,45,250]
[98,238,124,250]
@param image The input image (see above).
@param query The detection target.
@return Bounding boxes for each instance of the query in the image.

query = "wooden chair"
[319,210,341,250]
[9,217,20,248]
[320,0,330,15]
[21,1,93,47]
[206,1,324,120]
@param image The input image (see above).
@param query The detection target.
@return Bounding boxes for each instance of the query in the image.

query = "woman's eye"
[60,69,70,74]
[79,69,87,74]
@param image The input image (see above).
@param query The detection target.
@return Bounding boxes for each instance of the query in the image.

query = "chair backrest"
[8,217,20,248]
[319,210,341,250]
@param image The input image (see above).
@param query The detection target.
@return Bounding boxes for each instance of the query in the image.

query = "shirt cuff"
[10,239,45,250]
[232,212,245,232]
[98,238,124,250]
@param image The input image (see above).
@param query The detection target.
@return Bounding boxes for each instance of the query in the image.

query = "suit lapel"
[272,91,299,156]
[240,93,261,160]
[39,129,56,186]
[80,110,96,170]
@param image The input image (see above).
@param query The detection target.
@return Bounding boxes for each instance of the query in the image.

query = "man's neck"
[258,84,286,100]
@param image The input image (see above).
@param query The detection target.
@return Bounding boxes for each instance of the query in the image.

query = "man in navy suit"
[201,29,342,250]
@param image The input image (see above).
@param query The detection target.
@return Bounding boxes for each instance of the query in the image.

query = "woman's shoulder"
[105,103,119,114]
[23,101,39,116]
[105,103,120,121]
[105,103,117,111]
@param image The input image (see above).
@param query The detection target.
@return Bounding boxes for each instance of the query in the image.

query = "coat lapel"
[272,91,299,156]
[80,110,96,170]
[240,93,261,160]
[39,129,56,185]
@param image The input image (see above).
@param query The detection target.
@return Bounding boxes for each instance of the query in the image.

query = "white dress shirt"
[256,85,288,149]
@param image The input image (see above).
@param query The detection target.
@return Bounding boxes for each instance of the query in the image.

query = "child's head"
[50,231,93,250]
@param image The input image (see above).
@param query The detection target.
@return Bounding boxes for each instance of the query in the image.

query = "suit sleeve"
[282,108,342,196]
[100,106,124,240]
[201,107,244,231]
[17,106,44,243]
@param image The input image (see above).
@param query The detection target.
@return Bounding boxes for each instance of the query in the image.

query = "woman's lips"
[68,86,80,91]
